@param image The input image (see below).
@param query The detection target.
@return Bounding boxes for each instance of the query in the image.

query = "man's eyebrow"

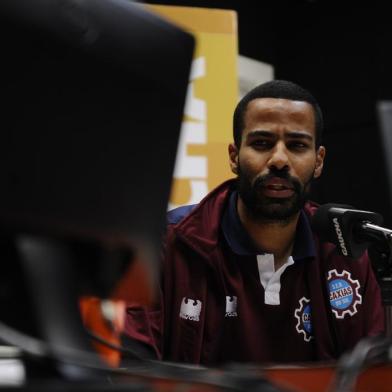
[286,131,314,141]
[246,130,314,141]
[246,130,274,138]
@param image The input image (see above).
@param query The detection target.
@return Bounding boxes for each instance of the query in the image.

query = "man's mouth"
[267,184,293,190]
[261,177,295,198]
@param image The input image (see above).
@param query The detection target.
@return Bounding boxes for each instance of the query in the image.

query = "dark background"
[146,0,392,226]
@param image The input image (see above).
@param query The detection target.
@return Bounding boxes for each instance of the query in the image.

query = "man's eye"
[288,142,308,150]
[251,140,272,148]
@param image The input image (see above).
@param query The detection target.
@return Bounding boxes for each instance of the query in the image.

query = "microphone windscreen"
[311,203,383,258]
[311,203,354,243]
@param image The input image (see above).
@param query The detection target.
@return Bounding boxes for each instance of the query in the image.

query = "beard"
[237,165,314,223]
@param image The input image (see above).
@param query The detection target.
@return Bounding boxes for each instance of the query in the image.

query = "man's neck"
[237,196,300,270]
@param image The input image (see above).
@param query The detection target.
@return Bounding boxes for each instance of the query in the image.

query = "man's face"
[229,98,326,222]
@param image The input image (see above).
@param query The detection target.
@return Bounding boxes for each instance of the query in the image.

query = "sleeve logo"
[327,269,362,319]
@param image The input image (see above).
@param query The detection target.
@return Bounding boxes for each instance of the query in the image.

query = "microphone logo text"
[333,217,348,256]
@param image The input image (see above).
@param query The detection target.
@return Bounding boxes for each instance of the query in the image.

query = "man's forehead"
[246,97,314,117]
[243,97,316,131]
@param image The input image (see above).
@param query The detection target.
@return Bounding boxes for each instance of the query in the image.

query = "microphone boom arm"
[360,222,392,242]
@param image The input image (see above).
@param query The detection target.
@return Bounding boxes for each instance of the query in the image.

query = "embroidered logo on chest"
[294,297,313,342]
[225,295,238,317]
[179,297,202,321]
[327,269,362,319]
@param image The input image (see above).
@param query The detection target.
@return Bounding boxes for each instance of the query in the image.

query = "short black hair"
[233,80,324,149]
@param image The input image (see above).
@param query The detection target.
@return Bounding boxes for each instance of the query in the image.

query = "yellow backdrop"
[146,5,238,208]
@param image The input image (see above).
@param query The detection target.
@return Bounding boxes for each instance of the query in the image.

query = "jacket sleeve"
[123,303,163,360]
[336,250,385,352]
[122,232,170,360]
[362,251,385,336]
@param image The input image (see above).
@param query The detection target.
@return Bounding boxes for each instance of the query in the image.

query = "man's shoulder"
[167,204,197,225]
[166,179,236,227]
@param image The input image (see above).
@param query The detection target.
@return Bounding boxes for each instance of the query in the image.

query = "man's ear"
[314,146,326,179]
[228,143,239,175]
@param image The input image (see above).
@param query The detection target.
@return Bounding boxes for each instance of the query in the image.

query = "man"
[125,80,384,365]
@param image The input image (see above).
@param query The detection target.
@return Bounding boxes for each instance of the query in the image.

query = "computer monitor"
[0,0,194,269]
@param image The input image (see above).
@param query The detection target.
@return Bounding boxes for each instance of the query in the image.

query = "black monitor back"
[377,101,392,226]
[0,0,194,261]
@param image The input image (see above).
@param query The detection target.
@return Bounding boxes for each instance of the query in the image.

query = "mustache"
[253,169,302,193]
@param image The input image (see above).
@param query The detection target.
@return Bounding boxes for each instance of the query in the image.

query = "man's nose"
[267,142,290,171]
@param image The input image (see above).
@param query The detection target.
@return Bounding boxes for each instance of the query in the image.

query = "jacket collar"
[221,191,316,260]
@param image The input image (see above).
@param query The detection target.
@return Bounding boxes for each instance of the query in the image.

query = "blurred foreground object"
[0,0,194,386]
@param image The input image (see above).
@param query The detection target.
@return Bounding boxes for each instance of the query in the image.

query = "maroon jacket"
[125,180,384,365]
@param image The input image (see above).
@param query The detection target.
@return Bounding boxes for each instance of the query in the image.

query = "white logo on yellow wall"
[170,57,208,209]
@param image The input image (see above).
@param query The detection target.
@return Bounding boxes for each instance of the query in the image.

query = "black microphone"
[311,203,391,258]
